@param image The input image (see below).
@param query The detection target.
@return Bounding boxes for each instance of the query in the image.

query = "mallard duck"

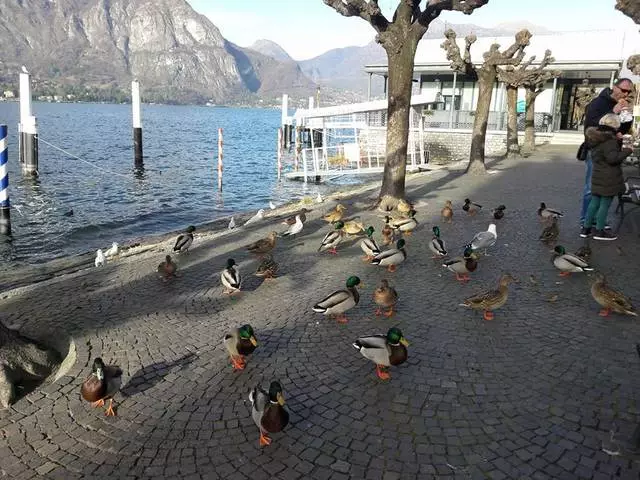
[360,226,380,262]
[373,279,398,317]
[281,208,309,226]
[381,222,395,246]
[443,246,478,282]
[247,231,278,256]
[552,245,594,276]
[371,239,406,272]
[343,220,365,236]
[249,381,289,446]
[81,357,123,416]
[312,275,361,324]
[352,327,409,380]
[538,202,564,221]
[459,273,517,321]
[173,226,195,253]
[429,226,447,258]
[323,204,346,223]
[318,221,345,254]
[591,273,637,317]
[224,324,258,370]
[539,217,559,245]
[467,223,497,255]
[389,210,418,236]
[397,199,412,215]
[157,255,177,281]
[221,258,241,294]
[463,198,483,216]
[255,255,279,279]
[441,200,453,223]
[492,205,506,220]
[281,214,303,237]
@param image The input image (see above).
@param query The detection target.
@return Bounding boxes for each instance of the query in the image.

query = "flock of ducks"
[81,194,636,448]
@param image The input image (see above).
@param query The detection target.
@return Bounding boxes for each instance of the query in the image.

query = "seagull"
[281,214,303,237]
[316,192,324,203]
[466,223,497,256]
[228,216,236,230]
[95,249,105,267]
[21,65,28,74]
[269,201,277,210]
[104,242,119,258]
[244,209,265,226]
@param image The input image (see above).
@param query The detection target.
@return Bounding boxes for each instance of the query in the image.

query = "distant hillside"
[249,39,295,64]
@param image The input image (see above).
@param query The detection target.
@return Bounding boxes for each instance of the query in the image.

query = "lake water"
[0,102,367,265]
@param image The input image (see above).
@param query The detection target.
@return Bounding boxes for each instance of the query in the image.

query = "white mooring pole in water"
[277,127,283,180]
[18,71,38,176]
[132,80,143,166]
[0,125,11,236]
[217,128,223,191]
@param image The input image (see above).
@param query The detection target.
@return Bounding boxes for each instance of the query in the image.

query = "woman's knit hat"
[599,113,621,130]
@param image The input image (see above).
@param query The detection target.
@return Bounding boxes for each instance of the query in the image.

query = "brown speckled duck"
[81,358,122,416]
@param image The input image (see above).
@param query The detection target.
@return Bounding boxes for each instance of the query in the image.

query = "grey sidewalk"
[1,145,640,479]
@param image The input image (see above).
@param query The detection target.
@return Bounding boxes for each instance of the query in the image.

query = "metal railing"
[421,110,553,132]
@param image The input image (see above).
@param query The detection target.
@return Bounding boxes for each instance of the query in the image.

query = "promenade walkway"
[1,145,639,479]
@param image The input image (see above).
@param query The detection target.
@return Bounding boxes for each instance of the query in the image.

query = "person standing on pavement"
[579,78,634,228]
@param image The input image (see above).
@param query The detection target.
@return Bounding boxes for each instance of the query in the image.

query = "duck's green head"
[92,357,105,380]
[239,324,258,346]
[365,226,375,237]
[334,221,345,230]
[554,245,566,255]
[186,225,196,233]
[386,327,409,346]
[463,246,473,258]
[396,239,406,249]
[268,381,285,405]
[432,226,441,237]
[346,276,361,288]
[226,258,236,268]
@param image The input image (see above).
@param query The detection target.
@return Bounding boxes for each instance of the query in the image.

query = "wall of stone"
[425,129,552,165]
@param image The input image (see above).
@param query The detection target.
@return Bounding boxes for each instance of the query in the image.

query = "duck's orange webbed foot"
[376,365,390,380]
[362,255,373,262]
[328,248,338,255]
[558,271,571,277]
[91,399,105,408]
[384,308,394,318]
[598,308,611,317]
[335,314,348,324]
[104,399,116,416]
[231,356,246,370]
[387,264,397,273]
[483,311,494,321]
[403,231,412,236]
[259,433,272,446]
[455,274,468,283]
[374,308,382,316]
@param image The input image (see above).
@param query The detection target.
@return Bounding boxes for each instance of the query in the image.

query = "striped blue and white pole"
[0,125,11,235]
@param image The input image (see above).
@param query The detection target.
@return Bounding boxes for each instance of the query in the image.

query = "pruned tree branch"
[616,0,640,23]
[441,29,477,77]
[498,48,556,87]
[323,0,390,32]
[418,0,489,29]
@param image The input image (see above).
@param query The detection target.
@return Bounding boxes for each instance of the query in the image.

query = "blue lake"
[0,102,366,265]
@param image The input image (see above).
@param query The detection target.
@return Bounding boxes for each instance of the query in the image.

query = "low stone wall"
[425,128,552,165]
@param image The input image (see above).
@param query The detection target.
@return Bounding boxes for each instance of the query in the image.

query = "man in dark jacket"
[579,78,634,227]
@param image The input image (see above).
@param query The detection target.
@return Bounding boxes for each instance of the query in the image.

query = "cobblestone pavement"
[1,145,640,479]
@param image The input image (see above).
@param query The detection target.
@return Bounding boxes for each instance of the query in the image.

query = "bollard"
[19,72,38,176]
[132,80,143,166]
[0,125,10,235]
[277,127,283,180]
[217,128,223,191]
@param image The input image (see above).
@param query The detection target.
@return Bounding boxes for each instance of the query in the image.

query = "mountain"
[0,0,317,105]
[249,39,295,64]
[299,19,555,96]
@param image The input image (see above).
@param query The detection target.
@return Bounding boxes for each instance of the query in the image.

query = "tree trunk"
[0,322,61,408]
[377,40,418,211]
[468,70,496,175]
[522,88,538,156]
[505,85,520,155]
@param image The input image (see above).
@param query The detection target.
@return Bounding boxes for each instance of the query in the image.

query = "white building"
[364,29,639,133]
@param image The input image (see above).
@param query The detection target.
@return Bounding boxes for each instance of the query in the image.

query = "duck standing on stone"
[323,204,346,224]
[255,256,279,279]
[221,258,241,294]
[463,198,483,216]
[373,279,398,317]
[173,226,195,254]
[539,217,559,245]
[551,245,593,277]
[353,327,409,380]
[247,232,278,257]
[157,255,178,281]
[371,239,407,273]
[318,221,345,254]
[538,202,564,222]
[429,226,447,259]
[381,222,395,246]
[590,273,637,317]
[388,210,418,236]
[441,200,454,223]
[492,205,506,220]
[443,246,478,282]
[459,273,517,321]
[249,381,289,446]
[81,357,122,416]
[360,226,381,262]
[224,324,258,370]
[313,275,361,324]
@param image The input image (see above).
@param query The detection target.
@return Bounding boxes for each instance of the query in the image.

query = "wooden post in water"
[18,71,38,176]
[277,127,283,180]
[217,128,223,191]
[0,125,11,236]
[281,94,289,148]
[132,80,143,166]
[294,126,302,172]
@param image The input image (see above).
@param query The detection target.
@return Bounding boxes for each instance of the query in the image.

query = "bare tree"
[498,49,557,155]
[324,0,489,210]
[441,29,531,174]
[520,59,560,156]
[616,0,640,23]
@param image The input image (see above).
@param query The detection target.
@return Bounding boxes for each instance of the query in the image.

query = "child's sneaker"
[579,227,591,238]
[593,229,617,241]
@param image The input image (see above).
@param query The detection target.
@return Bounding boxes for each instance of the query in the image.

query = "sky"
[187,0,638,61]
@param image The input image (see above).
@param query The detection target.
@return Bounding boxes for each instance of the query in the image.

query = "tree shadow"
[120,352,198,398]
